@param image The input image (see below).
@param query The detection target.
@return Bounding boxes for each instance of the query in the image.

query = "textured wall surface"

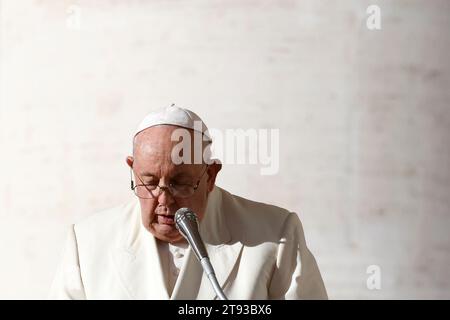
[0,0,449,299]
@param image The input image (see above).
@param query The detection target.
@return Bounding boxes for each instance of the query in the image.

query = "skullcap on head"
[134,104,212,141]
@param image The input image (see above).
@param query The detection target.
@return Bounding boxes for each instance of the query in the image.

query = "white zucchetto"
[134,104,212,141]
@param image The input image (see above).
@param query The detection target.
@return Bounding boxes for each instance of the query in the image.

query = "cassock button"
[174,250,183,259]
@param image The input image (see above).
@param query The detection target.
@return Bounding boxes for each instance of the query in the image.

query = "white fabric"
[169,242,188,270]
[49,186,328,300]
[134,104,212,141]
[156,240,188,296]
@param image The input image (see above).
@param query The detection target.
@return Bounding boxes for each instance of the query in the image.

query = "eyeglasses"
[130,165,209,199]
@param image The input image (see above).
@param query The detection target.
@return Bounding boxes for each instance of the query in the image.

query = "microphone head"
[175,208,198,236]
[174,207,208,261]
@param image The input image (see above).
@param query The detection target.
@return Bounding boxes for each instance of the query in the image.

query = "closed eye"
[141,182,158,187]
[170,181,192,187]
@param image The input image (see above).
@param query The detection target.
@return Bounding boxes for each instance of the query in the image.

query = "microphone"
[175,208,228,300]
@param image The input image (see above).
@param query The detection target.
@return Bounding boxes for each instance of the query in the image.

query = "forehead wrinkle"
[135,140,170,160]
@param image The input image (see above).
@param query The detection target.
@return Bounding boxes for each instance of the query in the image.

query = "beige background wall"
[0,0,449,299]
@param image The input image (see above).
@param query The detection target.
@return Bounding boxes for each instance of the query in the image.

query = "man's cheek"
[148,202,158,220]
[139,200,156,219]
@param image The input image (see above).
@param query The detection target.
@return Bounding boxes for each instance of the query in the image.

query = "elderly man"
[49,105,327,300]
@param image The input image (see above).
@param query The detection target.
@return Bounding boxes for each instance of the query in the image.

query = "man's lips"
[156,214,175,225]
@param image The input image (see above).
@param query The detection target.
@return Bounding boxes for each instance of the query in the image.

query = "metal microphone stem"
[200,257,228,300]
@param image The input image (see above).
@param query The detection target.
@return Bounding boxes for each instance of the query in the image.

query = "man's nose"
[157,186,175,206]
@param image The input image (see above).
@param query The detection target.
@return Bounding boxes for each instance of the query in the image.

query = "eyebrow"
[140,172,192,179]
[140,172,157,177]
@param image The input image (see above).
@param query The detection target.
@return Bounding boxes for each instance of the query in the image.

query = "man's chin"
[150,223,184,243]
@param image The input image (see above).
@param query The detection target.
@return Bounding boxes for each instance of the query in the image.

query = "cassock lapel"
[111,200,169,299]
[171,187,243,300]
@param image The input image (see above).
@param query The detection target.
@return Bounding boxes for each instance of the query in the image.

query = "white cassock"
[49,186,328,300]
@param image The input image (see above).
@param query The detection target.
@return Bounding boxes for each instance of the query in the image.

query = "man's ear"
[206,161,222,192]
[126,156,134,168]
